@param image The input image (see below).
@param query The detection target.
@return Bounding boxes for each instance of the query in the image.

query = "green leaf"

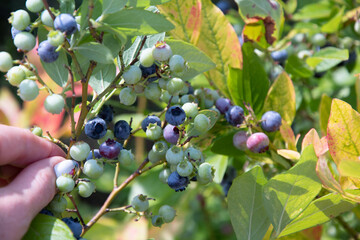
[41,50,69,87]
[285,55,313,78]
[327,99,360,165]
[59,0,75,14]
[262,146,322,237]
[103,0,126,15]
[74,42,114,64]
[23,214,75,240]
[187,109,219,137]
[321,6,344,33]
[89,63,116,94]
[279,193,355,237]
[100,9,175,36]
[263,71,296,125]
[227,43,269,114]
[102,33,123,58]
[228,166,271,240]
[306,47,349,72]
[357,75,360,112]
[338,159,360,178]
[236,0,284,45]
[166,39,216,81]
[292,2,332,20]
[144,32,165,48]
[127,0,172,7]
[211,131,247,157]
[319,94,332,136]
[206,155,228,183]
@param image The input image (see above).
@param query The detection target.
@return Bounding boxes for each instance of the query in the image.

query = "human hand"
[0,125,66,240]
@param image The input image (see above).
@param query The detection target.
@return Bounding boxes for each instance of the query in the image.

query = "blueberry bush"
[1,0,360,239]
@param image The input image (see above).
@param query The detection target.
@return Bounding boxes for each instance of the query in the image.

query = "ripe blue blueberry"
[37,40,59,63]
[225,105,244,126]
[140,64,156,78]
[167,171,189,192]
[271,49,288,62]
[62,217,82,239]
[246,132,269,153]
[233,131,249,150]
[114,120,131,140]
[131,194,149,212]
[99,139,122,159]
[215,97,232,114]
[39,209,54,216]
[86,149,102,160]
[98,105,113,123]
[54,13,77,35]
[141,115,161,132]
[83,159,104,179]
[261,111,282,132]
[217,0,231,14]
[85,117,107,139]
[165,105,186,126]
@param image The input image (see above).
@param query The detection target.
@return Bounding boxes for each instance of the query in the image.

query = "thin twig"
[129,36,148,66]
[41,0,55,20]
[66,193,86,227]
[336,216,359,240]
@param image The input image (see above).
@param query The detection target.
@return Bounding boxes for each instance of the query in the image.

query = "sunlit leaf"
[306,47,349,72]
[319,94,332,136]
[207,155,228,183]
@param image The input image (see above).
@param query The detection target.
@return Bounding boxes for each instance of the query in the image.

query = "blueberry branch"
[66,193,86,228]
[41,0,55,21]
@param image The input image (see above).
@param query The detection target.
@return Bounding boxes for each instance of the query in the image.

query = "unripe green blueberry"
[158,205,176,223]
[180,94,198,105]
[47,30,64,47]
[6,66,26,86]
[355,20,360,34]
[166,78,185,96]
[182,102,198,118]
[194,114,210,134]
[297,50,312,60]
[48,194,67,213]
[166,146,184,165]
[169,55,185,74]
[179,83,189,95]
[169,164,177,172]
[198,162,214,184]
[152,42,172,62]
[148,149,163,163]
[311,33,326,47]
[70,141,91,161]
[11,10,30,31]
[118,149,134,166]
[0,52,13,72]
[119,87,137,106]
[144,82,161,101]
[184,147,204,164]
[204,98,214,108]
[56,175,75,193]
[44,94,65,114]
[14,32,36,51]
[41,10,54,27]
[131,194,149,212]
[123,65,142,84]
[177,160,193,177]
[340,37,353,49]
[31,126,43,136]
[140,48,155,67]
[19,79,39,101]
[160,90,179,104]
[152,141,168,159]
[159,168,171,184]
[158,78,168,90]
[83,159,104,179]
[20,64,35,77]
[97,130,114,145]
[205,88,220,101]
[77,179,96,198]
[146,123,162,140]
[26,0,44,13]
[151,215,164,227]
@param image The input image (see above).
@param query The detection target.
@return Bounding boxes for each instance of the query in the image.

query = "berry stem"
[44,131,68,151]
[64,65,76,141]
[41,0,56,20]
[105,204,132,212]
[66,193,86,228]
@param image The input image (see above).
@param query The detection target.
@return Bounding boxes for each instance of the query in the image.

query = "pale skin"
[0,125,66,240]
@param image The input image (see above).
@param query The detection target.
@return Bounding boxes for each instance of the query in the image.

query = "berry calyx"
[141,115,161,132]
[151,215,164,227]
[146,123,162,140]
[177,160,194,177]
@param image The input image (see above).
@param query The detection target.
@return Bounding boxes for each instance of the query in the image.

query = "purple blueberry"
[114,120,132,140]
[271,49,288,62]
[86,149,102,160]
[62,217,82,239]
[37,40,59,63]
[140,64,157,78]
[261,111,282,132]
[246,132,269,153]
[141,115,161,132]
[215,97,232,114]
[54,13,77,35]
[167,171,190,192]
[233,131,248,150]
[99,139,122,159]
[225,105,244,126]
[165,105,186,126]
[163,124,180,144]
[98,105,113,123]
[85,117,107,139]
[216,0,231,14]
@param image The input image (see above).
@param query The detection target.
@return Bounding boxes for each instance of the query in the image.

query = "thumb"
[0,156,65,240]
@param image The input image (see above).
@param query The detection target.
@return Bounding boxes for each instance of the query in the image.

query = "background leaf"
[206,155,228,183]
[285,55,313,78]
[228,166,270,240]
[75,42,114,64]
[103,0,126,15]
[89,63,116,94]
[41,50,69,87]
[319,94,332,136]
[263,71,296,125]
[127,0,172,7]
[262,146,322,237]
[23,214,75,240]
[227,43,269,114]
[306,47,349,72]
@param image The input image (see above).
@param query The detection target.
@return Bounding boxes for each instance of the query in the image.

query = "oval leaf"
[41,50,69,87]
[75,42,114,64]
